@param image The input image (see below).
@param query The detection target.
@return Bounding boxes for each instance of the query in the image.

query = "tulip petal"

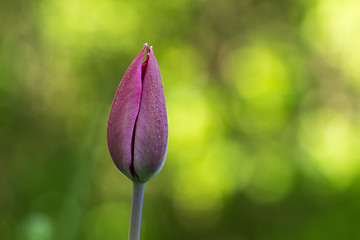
[107,46,147,180]
[133,47,168,182]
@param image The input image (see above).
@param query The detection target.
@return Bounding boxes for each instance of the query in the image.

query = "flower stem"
[128,182,145,240]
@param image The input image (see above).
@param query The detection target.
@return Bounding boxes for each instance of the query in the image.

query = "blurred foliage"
[1,0,360,239]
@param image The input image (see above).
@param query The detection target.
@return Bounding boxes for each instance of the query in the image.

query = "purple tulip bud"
[107,44,168,183]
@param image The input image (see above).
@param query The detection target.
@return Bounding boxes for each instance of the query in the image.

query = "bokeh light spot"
[300,108,360,188]
[225,43,293,133]
[302,0,360,90]
[17,213,53,240]
[40,0,140,51]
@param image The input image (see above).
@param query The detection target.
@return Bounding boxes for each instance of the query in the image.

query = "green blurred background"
[1,0,360,239]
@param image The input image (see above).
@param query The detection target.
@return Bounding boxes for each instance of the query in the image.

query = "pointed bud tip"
[144,43,153,55]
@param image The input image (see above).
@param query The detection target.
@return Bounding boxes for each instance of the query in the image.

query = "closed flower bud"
[107,44,168,183]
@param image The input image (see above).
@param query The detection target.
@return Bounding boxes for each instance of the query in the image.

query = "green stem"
[128,182,145,240]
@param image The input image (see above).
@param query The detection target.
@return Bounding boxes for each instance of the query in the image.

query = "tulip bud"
[107,44,168,183]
